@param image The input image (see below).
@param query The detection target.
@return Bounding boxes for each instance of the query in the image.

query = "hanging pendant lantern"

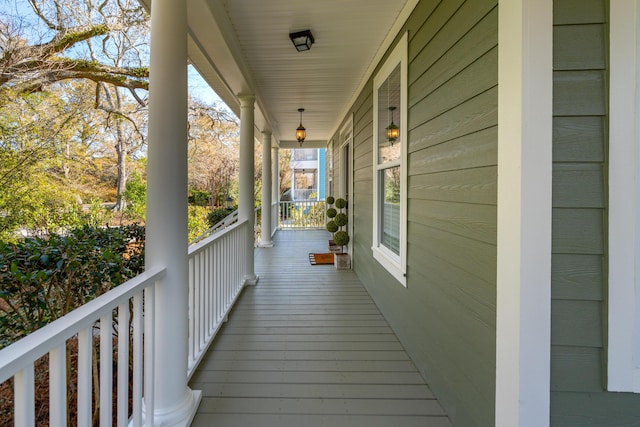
[296,108,306,145]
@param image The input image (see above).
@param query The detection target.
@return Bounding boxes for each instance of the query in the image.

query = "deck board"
[189,230,452,427]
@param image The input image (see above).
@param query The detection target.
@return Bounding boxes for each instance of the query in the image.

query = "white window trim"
[608,0,640,393]
[372,32,408,287]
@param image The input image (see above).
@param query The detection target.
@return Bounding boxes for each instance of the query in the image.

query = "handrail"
[0,266,165,426]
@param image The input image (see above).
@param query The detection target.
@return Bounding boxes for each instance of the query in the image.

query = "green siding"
[333,1,498,425]
[551,0,640,424]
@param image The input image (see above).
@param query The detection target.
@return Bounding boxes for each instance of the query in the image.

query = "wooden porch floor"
[189,230,452,427]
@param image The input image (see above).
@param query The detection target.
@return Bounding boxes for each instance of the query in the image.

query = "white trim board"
[608,0,640,394]
[495,1,553,426]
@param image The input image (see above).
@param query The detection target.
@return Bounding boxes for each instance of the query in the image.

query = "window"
[608,0,640,393]
[372,33,407,286]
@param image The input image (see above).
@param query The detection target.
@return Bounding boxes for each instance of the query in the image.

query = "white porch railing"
[0,219,251,425]
[279,200,326,229]
[187,220,249,377]
[0,266,165,427]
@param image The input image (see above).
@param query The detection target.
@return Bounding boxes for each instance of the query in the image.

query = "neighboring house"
[289,148,326,201]
[4,1,640,426]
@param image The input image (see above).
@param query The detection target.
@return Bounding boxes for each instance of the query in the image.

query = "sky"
[1,0,229,113]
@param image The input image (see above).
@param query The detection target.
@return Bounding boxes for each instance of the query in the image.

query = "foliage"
[333,230,349,247]
[0,225,145,348]
[188,205,210,242]
[334,213,348,227]
[207,207,235,227]
[123,171,146,221]
[189,189,211,207]
[326,196,349,250]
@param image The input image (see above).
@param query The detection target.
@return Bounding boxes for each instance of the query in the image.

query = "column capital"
[238,94,255,107]
[262,130,272,138]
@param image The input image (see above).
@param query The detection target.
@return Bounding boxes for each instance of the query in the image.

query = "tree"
[0,0,150,210]
[187,98,240,207]
[0,0,148,99]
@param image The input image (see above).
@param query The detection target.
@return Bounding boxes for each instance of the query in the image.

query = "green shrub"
[335,198,347,209]
[207,207,235,227]
[326,196,335,205]
[188,206,211,242]
[334,213,348,227]
[326,220,338,233]
[334,230,349,246]
[189,190,211,207]
[326,208,337,218]
[0,225,145,348]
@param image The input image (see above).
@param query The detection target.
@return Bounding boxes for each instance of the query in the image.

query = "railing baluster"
[49,343,66,427]
[144,286,155,426]
[132,293,143,427]
[78,327,92,427]
[117,302,129,427]
[14,366,35,427]
[100,312,113,426]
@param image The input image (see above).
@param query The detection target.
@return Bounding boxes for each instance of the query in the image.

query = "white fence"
[187,220,249,377]
[0,266,165,427]
[279,200,326,229]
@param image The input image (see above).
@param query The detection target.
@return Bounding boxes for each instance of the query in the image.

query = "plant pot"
[334,252,351,270]
[328,240,342,253]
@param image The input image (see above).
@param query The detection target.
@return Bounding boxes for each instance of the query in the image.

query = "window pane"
[380,166,401,255]
[377,63,402,164]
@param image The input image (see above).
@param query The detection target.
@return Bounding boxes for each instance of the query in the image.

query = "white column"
[273,147,280,231]
[259,131,274,247]
[496,1,552,427]
[238,95,258,284]
[146,0,200,425]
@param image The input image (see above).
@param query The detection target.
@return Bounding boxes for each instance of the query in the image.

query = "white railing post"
[146,0,201,423]
[238,95,259,285]
[260,131,274,247]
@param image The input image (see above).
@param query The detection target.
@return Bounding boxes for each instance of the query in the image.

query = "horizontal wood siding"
[344,1,498,426]
[552,0,640,424]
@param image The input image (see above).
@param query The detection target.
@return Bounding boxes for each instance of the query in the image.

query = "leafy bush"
[123,172,146,221]
[0,225,145,348]
[207,207,235,227]
[188,205,211,242]
[189,190,211,207]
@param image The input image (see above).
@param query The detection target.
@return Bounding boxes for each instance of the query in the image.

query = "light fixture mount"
[289,30,314,52]
[296,108,306,145]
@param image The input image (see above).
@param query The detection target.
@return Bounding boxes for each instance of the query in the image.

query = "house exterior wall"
[333,1,498,425]
[551,0,640,423]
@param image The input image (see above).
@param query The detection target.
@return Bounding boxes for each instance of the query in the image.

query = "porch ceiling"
[186,0,417,147]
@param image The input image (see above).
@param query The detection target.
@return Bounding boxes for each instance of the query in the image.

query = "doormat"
[309,253,334,265]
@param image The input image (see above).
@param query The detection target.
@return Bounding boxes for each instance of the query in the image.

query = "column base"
[134,388,202,427]
[258,240,274,248]
[244,274,260,286]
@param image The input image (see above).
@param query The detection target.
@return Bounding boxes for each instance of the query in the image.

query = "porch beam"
[146,0,201,424]
[260,130,274,247]
[239,95,259,284]
[496,1,553,426]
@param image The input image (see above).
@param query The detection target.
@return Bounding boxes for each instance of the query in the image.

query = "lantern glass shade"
[386,122,399,143]
[289,30,314,52]
[296,124,306,143]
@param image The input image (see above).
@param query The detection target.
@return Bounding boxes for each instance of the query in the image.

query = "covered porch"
[190,230,451,427]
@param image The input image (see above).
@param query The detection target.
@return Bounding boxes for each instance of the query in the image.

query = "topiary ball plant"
[334,230,350,247]
[334,213,347,227]
[335,198,347,209]
[326,196,335,205]
[326,220,338,233]
[326,207,337,219]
